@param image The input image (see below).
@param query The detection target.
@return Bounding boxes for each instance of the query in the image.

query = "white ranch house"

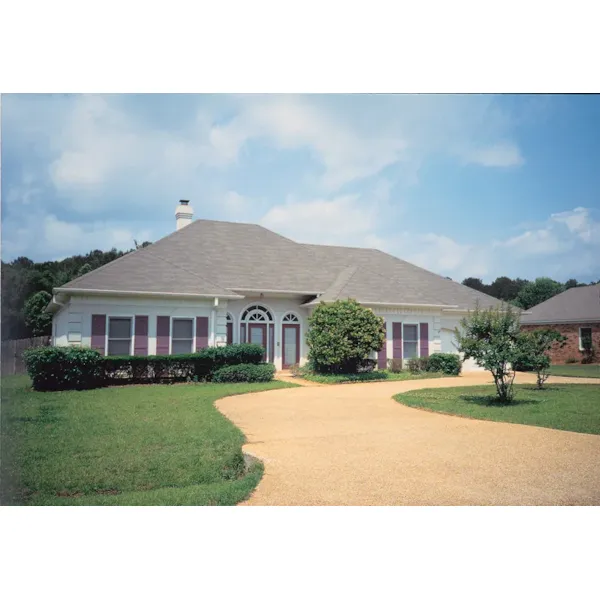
[48,200,500,371]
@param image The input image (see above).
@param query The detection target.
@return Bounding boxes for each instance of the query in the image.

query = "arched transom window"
[282,313,299,323]
[226,313,233,323]
[241,305,274,323]
[240,305,275,363]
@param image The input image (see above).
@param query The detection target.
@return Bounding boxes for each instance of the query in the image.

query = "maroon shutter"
[419,323,429,357]
[91,314,106,355]
[378,323,387,369]
[134,316,149,356]
[392,322,403,359]
[196,317,209,350]
[268,323,275,363]
[226,322,233,345]
[240,323,246,344]
[156,316,170,355]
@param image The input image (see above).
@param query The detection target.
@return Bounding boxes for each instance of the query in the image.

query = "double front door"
[247,322,300,367]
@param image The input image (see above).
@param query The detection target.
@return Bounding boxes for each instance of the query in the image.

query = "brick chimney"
[175,199,193,231]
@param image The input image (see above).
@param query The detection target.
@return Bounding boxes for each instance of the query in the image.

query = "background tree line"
[1,241,151,340]
[461,275,599,311]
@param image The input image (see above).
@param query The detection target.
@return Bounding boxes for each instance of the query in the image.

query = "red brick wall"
[521,322,600,364]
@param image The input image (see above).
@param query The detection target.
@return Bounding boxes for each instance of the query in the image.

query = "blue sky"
[2,93,599,283]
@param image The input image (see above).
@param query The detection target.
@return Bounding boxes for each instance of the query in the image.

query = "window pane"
[108,339,131,356]
[250,327,265,346]
[403,324,418,342]
[581,328,592,347]
[172,339,192,355]
[403,341,418,359]
[284,327,297,363]
[172,319,193,339]
[109,317,131,339]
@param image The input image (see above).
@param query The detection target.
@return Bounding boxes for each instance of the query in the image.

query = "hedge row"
[212,363,276,383]
[23,344,269,391]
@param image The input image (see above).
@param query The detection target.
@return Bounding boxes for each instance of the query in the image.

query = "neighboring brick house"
[521,283,600,364]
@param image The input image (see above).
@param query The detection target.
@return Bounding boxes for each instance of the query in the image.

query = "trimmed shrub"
[23,346,105,391]
[103,354,198,384]
[357,358,377,373]
[306,299,386,374]
[565,356,579,364]
[427,353,462,376]
[212,363,275,383]
[387,358,403,373]
[407,356,430,373]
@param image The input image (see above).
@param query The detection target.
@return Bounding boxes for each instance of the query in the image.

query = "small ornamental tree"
[515,329,567,389]
[306,299,386,374]
[23,290,53,337]
[454,303,522,403]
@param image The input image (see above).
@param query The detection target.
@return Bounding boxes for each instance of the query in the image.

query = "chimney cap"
[179,199,190,205]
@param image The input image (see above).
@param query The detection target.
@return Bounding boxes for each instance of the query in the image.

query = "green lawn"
[548,364,600,378]
[299,370,450,385]
[395,384,600,435]
[0,376,297,506]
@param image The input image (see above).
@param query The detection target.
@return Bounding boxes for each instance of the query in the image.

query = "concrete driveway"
[216,372,600,505]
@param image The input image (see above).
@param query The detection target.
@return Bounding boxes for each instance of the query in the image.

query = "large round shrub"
[306,299,386,374]
[23,346,105,391]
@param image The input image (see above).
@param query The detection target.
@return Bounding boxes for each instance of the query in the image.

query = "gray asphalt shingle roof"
[520,284,600,324]
[58,218,503,310]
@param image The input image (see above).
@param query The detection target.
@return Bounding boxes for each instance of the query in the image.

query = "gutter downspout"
[210,297,218,347]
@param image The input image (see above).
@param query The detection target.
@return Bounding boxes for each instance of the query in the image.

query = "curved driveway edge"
[216,373,600,505]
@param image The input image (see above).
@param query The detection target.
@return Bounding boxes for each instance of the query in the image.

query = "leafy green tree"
[515,329,566,389]
[1,241,152,340]
[77,263,93,277]
[306,299,386,374]
[23,291,53,337]
[488,276,529,302]
[515,277,565,310]
[462,277,487,293]
[454,303,522,403]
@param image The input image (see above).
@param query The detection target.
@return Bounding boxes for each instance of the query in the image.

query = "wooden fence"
[1,336,51,376]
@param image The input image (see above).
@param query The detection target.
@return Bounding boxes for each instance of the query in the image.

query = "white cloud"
[209,95,408,190]
[551,207,600,243]
[463,142,524,167]
[2,211,151,262]
[499,229,569,255]
[260,194,378,245]
[367,232,489,281]
[1,94,533,264]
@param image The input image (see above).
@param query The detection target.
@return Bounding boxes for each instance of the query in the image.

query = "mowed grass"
[548,364,600,378]
[395,384,600,435]
[1,376,297,506]
[299,370,449,385]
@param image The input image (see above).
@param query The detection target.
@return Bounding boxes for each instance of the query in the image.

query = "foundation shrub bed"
[24,344,266,391]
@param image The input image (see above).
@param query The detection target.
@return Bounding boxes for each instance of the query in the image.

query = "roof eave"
[53,287,245,300]
[521,317,600,325]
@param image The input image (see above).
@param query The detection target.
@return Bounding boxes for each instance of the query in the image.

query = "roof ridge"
[324,266,358,300]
